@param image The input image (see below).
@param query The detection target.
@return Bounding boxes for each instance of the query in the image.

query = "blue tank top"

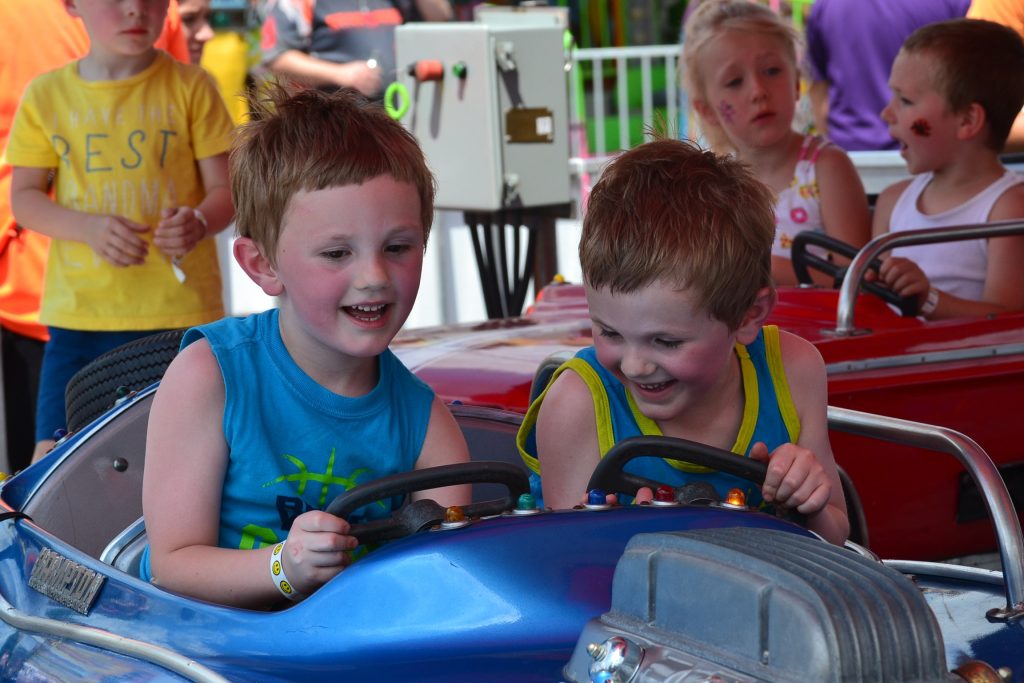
[140,309,434,580]
[517,326,800,508]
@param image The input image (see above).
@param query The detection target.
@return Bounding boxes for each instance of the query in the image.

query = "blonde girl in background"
[682,0,871,286]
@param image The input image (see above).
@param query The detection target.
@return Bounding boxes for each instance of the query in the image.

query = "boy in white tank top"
[873,19,1024,320]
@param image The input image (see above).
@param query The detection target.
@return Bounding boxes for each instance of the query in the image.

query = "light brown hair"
[580,137,775,330]
[902,18,1024,151]
[230,84,436,263]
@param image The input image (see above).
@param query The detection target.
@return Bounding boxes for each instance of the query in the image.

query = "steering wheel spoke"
[349,499,448,543]
[790,232,919,317]
[326,461,530,546]
[587,436,806,527]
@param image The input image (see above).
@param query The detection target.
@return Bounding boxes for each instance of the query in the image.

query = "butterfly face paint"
[718,101,735,124]
[910,118,931,137]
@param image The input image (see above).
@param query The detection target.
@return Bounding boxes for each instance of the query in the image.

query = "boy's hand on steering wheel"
[875,256,930,301]
[749,441,831,515]
[281,510,359,595]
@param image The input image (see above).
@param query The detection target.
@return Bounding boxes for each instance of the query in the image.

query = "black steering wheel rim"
[790,232,919,317]
[587,436,806,526]
[588,436,767,494]
[325,461,530,545]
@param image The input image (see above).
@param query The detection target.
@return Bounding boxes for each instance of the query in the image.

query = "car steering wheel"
[324,461,530,545]
[587,435,806,527]
[790,232,919,317]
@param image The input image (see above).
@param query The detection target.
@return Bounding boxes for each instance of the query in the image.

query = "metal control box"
[394,23,571,211]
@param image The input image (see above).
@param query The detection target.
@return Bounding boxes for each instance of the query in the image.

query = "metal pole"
[836,220,1024,335]
[828,406,1024,614]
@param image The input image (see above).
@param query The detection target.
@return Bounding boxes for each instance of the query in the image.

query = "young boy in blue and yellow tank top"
[517,138,849,546]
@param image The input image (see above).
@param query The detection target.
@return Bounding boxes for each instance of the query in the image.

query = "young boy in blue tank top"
[142,85,470,608]
[517,138,849,546]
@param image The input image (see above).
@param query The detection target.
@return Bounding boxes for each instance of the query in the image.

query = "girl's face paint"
[718,101,736,124]
[910,118,931,137]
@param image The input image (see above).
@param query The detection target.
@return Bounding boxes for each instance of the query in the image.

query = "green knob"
[516,493,537,511]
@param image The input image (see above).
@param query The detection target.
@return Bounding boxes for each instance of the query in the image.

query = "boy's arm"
[195,153,234,235]
[9,166,149,265]
[265,50,382,98]
[153,152,233,259]
[978,184,1024,312]
[414,0,454,21]
[410,396,471,508]
[757,331,849,546]
[143,339,264,604]
[535,370,602,509]
[143,340,355,607]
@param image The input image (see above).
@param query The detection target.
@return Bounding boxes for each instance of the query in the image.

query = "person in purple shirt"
[805,0,971,151]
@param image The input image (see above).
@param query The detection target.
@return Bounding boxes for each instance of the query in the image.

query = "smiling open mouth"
[345,304,387,322]
[636,381,673,392]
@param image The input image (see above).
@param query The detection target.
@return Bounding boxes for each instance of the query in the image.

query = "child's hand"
[154,206,208,259]
[280,510,359,596]
[337,61,383,98]
[876,256,930,301]
[85,214,150,266]
[749,441,831,515]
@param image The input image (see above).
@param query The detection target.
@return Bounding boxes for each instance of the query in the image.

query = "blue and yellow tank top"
[516,326,800,508]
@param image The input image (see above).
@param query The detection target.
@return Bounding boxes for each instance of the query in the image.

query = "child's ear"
[692,98,718,127]
[956,102,988,142]
[735,287,776,345]
[233,237,284,297]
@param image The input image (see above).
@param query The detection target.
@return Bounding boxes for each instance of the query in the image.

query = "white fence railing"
[565,44,910,197]
[570,44,682,162]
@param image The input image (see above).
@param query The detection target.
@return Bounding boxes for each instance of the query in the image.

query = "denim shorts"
[35,327,171,443]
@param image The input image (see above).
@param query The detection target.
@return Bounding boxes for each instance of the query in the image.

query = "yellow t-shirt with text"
[6,51,233,331]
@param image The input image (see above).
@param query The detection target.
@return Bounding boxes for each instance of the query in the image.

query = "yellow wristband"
[270,541,305,602]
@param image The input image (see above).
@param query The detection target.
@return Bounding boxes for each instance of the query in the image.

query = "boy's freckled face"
[272,176,425,363]
[881,51,958,174]
[585,280,740,425]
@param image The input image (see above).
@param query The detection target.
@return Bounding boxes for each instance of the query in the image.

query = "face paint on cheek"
[910,118,931,137]
[718,101,735,124]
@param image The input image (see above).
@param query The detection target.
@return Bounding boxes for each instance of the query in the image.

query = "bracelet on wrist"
[269,541,305,602]
[193,208,209,237]
[920,287,940,317]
